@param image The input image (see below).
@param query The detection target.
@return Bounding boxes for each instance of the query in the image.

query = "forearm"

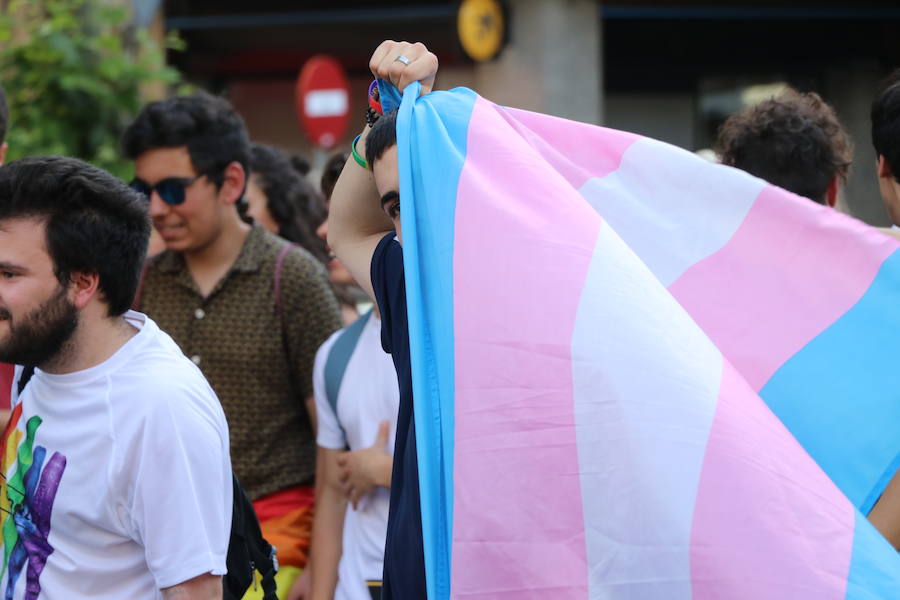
[161,574,222,599]
[310,447,349,600]
[309,484,348,600]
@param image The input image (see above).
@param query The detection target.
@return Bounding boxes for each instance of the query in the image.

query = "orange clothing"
[253,486,315,569]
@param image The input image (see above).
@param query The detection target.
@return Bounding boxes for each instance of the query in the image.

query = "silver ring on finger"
[394,55,411,66]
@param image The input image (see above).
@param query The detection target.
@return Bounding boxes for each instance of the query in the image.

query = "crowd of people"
[0,36,898,600]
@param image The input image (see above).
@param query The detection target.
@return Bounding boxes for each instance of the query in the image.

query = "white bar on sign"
[305,89,349,118]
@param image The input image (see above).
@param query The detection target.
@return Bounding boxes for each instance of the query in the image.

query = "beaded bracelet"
[366,80,382,128]
[368,80,383,114]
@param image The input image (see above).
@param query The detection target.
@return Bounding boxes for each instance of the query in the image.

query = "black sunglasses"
[129,174,206,206]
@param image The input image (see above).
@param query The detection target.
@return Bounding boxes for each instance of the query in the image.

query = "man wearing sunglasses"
[123,92,343,593]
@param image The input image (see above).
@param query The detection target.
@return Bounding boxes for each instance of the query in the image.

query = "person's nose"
[316,218,328,242]
[147,190,170,219]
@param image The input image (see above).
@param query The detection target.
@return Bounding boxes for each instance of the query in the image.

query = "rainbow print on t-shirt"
[0,403,67,599]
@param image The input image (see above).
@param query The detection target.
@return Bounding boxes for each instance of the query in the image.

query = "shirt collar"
[154,223,269,275]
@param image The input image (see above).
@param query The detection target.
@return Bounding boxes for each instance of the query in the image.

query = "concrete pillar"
[471,0,603,125]
[825,61,887,225]
[137,1,169,102]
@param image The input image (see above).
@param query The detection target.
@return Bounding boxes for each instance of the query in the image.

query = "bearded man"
[0,156,231,599]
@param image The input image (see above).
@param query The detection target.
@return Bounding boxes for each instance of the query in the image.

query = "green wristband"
[351,133,367,169]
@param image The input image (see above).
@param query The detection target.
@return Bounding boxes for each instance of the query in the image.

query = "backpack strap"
[225,473,279,599]
[274,243,298,359]
[323,309,373,429]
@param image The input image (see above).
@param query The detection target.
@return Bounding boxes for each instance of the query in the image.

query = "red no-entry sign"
[296,55,350,149]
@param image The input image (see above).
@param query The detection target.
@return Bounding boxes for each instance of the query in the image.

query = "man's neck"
[183,213,252,297]
[41,314,138,375]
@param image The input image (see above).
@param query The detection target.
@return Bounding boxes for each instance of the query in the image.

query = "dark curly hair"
[0,156,150,316]
[320,152,348,201]
[872,69,900,183]
[715,89,852,204]
[122,92,250,193]
[365,110,397,169]
[249,143,327,263]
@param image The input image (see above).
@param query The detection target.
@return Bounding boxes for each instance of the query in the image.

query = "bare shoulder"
[877,226,900,241]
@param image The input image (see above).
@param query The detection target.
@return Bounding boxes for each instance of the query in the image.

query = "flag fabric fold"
[391,82,900,599]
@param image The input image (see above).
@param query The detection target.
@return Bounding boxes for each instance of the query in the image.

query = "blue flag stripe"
[761,248,900,511]
[399,84,478,599]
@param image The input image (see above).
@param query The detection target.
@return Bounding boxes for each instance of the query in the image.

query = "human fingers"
[372,41,436,94]
[374,41,416,89]
[397,43,438,95]
[340,475,355,497]
[369,40,398,79]
[374,420,390,447]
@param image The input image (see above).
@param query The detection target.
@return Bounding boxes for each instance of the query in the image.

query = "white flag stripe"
[579,137,763,288]
[572,222,722,599]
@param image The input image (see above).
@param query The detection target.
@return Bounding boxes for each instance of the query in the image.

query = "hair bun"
[290,155,310,176]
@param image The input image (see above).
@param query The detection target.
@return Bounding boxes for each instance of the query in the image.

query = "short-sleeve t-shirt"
[370,233,426,599]
[313,312,400,600]
[0,311,232,599]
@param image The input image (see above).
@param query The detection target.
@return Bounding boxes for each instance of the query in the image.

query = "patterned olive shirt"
[138,225,342,500]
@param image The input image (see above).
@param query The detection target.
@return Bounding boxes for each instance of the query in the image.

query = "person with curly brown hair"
[715,89,852,207]
[247,143,329,264]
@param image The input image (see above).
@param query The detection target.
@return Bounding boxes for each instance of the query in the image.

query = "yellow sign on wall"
[457,0,506,62]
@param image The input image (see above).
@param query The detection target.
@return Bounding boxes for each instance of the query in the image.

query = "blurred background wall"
[150,0,900,224]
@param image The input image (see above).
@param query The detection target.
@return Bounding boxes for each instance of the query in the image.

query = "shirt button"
[194,308,206,319]
[191,355,202,365]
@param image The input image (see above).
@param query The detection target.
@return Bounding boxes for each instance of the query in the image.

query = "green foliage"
[0,0,185,179]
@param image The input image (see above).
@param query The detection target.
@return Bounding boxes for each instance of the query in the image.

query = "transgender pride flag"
[385,83,900,599]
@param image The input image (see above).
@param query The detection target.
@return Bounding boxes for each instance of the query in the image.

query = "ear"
[0,142,8,166]
[825,177,839,208]
[878,155,893,179]
[218,161,247,206]
[66,271,101,310]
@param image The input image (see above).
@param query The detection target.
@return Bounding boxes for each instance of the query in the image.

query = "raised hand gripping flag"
[387,82,900,599]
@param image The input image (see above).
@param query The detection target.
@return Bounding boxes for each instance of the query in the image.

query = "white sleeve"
[127,380,232,589]
[314,332,348,450]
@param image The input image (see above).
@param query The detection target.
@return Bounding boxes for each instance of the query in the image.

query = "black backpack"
[224,473,278,599]
[16,366,278,598]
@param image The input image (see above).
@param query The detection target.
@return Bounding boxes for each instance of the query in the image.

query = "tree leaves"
[0,0,185,179]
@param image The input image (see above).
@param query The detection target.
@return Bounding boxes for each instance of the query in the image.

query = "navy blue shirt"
[371,233,426,599]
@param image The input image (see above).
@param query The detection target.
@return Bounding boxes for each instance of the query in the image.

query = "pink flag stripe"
[502,107,640,190]
[451,97,600,599]
[690,361,855,599]
[669,185,899,391]
[572,223,722,599]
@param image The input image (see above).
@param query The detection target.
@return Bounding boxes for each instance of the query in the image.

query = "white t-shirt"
[314,312,399,600]
[0,311,232,599]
